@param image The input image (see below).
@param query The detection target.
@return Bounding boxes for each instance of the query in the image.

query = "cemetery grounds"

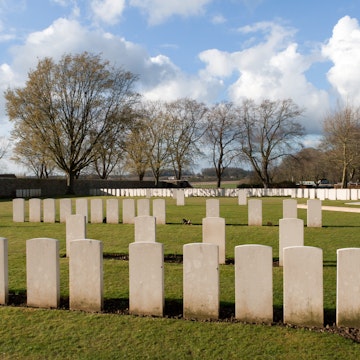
[0,196,360,359]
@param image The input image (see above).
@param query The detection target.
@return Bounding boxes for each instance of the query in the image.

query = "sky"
[1,0,360,172]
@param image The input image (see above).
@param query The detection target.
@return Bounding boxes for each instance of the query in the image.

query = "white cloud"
[50,0,71,6]
[211,14,226,25]
[5,16,220,110]
[199,21,329,133]
[91,0,126,25]
[322,16,360,104]
[129,0,212,25]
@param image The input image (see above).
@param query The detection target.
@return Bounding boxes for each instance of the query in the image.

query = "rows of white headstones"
[92,187,360,201]
[2,196,360,328]
[14,186,360,201]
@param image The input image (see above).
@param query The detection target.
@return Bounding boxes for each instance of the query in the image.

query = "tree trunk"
[341,164,348,188]
[65,171,76,195]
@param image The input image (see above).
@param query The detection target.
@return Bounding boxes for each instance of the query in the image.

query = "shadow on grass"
[323,260,337,267]
[324,308,336,326]
[6,291,338,329]
[322,225,360,228]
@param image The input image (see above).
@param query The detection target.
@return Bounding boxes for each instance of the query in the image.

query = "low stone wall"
[0,178,171,198]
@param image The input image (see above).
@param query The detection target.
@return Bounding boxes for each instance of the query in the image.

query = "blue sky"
[1,0,360,172]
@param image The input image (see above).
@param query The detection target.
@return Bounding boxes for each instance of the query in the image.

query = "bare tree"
[238,98,305,188]
[204,102,240,187]
[138,100,171,185]
[165,98,207,180]
[91,106,138,179]
[5,52,139,193]
[274,147,329,184]
[322,103,360,188]
[0,136,9,161]
[123,117,150,181]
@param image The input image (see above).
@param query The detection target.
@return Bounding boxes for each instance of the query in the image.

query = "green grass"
[1,196,360,359]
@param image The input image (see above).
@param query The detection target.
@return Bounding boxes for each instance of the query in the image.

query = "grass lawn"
[0,196,360,359]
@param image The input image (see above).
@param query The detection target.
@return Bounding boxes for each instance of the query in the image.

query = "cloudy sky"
[0,0,360,172]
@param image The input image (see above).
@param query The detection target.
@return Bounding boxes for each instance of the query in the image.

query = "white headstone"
[123,199,135,224]
[43,198,56,223]
[69,239,103,312]
[238,189,247,205]
[106,199,119,224]
[202,217,226,264]
[59,199,72,223]
[279,218,304,266]
[183,243,219,320]
[13,198,25,222]
[129,242,164,316]
[76,198,88,223]
[283,246,323,327]
[336,248,360,328]
[26,238,60,308]
[282,199,297,219]
[206,199,219,218]
[248,199,262,226]
[135,216,156,242]
[137,199,150,217]
[176,189,185,206]
[0,238,8,305]
[153,199,166,225]
[90,198,103,223]
[29,198,41,222]
[307,199,322,227]
[235,244,273,323]
[66,214,87,257]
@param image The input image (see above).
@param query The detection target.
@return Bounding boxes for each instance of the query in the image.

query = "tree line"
[4,52,359,193]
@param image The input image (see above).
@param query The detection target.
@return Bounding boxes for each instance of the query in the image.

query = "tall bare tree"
[274,147,329,184]
[322,103,360,188]
[238,98,305,188]
[91,106,138,179]
[140,100,171,185]
[165,98,207,180]
[204,102,240,187]
[123,116,150,181]
[0,136,9,161]
[5,52,139,193]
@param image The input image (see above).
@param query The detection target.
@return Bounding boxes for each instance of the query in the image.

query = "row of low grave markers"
[246,198,322,228]
[15,187,360,200]
[2,236,360,326]
[14,196,322,227]
[13,197,166,225]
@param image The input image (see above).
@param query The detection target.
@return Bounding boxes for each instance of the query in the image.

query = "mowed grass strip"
[0,196,360,359]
